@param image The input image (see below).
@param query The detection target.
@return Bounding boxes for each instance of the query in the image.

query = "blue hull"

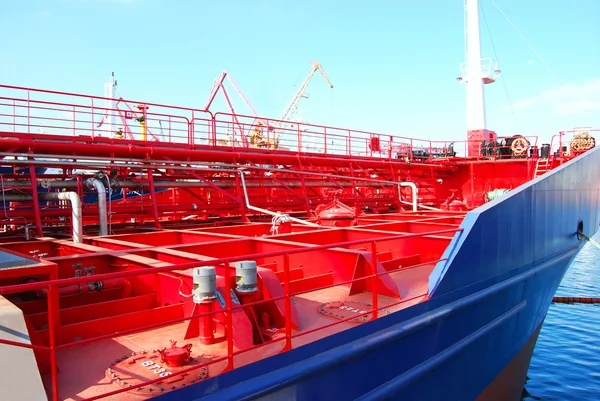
[155,148,600,401]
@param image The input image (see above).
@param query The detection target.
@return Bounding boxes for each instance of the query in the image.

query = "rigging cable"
[489,0,561,83]
[479,1,520,134]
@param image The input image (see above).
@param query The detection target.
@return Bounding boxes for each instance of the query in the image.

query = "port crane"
[203,71,263,146]
[203,71,259,117]
[274,60,333,148]
[203,62,333,149]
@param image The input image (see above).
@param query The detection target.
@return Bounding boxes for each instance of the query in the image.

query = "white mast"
[103,72,117,137]
[465,0,485,131]
[458,0,500,156]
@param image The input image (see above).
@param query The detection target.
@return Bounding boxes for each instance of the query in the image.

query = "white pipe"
[399,200,442,212]
[86,178,108,236]
[397,182,418,212]
[2,192,83,242]
[41,192,82,243]
[396,182,444,211]
[238,171,320,227]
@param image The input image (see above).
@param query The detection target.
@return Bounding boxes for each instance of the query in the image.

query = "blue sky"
[1,0,599,144]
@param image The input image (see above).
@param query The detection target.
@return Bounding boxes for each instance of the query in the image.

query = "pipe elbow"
[85,178,108,236]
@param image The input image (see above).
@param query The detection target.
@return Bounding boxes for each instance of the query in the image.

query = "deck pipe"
[1,192,82,242]
[0,138,450,170]
[36,278,132,298]
[3,179,395,189]
[238,170,321,228]
[397,182,418,212]
[85,178,108,236]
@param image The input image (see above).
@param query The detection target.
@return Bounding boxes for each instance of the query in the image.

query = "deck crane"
[275,60,333,148]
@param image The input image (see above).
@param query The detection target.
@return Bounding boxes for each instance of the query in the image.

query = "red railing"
[0,227,462,401]
[549,129,599,159]
[0,84,550,162]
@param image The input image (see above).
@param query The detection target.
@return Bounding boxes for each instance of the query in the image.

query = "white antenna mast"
[103,72,117,137]
[458,0,500,156]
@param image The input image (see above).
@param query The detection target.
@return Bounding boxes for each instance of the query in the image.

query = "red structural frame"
[0,226,461,400]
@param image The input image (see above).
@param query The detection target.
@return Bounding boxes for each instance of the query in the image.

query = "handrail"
[0,253,436,396]
[0,84,552,162]
[0,228,462,295]
[0,225,460,401]
[0,84,540,161]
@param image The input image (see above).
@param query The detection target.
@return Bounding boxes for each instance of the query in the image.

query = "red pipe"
[36,278,132,298]
[0,199,322,220]
[198,302,215,345]
[0,136,445,169]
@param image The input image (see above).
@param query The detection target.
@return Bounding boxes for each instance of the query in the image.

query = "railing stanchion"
[47,284,59,401]
[91,98,95,139]
[283,253,292,351]
[370,241,379,320]
[224,261,234,371]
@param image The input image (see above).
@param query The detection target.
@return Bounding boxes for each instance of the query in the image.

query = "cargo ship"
[0,1,598,400]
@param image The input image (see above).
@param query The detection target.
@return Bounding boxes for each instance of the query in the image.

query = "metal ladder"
[534,158,550,178]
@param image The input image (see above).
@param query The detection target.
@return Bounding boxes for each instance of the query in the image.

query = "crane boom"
[227,75,259,117]
[280,60,333,123]
[203,72,227,111]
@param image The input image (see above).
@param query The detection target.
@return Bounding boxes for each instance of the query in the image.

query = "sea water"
[524,234,600,400]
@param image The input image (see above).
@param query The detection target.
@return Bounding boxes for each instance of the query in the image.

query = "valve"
[73,263,83,278]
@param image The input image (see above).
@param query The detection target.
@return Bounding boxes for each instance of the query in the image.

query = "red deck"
[0,214,462,400]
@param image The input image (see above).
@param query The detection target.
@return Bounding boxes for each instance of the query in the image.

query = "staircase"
[534,158,550,178]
